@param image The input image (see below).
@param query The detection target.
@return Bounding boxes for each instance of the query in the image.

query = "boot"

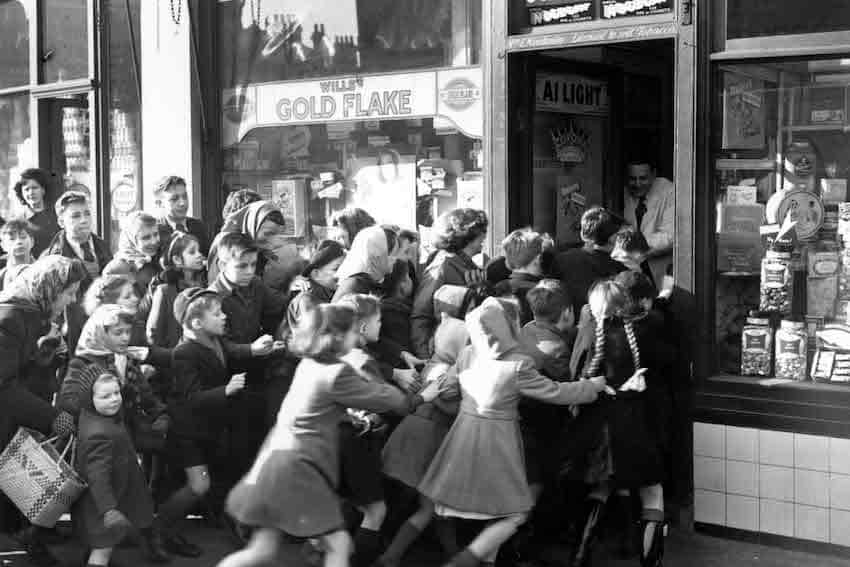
[571,499,606,567]
[435,517,459,557]
[615,493,640,559]
[13,525,59,567]
[373,521,422,567]
[353,527,383,567]
[140,526,171,564]
[442,548,480,567]
[639,509,666,567]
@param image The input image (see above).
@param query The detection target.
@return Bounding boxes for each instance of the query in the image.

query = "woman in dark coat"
[410,208,488,359]
[73,373,167,566]
[13,168,60,257]
[0,256,84,563]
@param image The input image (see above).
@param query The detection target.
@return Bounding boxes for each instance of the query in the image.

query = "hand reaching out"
[401,351,425,369]
[226,373,247,397]
[251,334,275,356]
[619,368,648,393]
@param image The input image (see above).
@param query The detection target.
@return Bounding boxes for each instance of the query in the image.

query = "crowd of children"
[0,168,694,567]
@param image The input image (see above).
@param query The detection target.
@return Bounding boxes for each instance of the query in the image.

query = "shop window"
[712,58,850,384]
[218,0,481,87]
[510,0,674,34]
[41,0,88,83]
[0,94,32,219]
[726,0,850,40]
[106,0,142,249]
[222,117,484,256]
[0,0,33,89]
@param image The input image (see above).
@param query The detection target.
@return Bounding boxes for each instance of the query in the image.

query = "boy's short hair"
[153,175,187,197]
[173,287,221,326]
[502,228,543,271]
[0,218,36,239]
[615,270,655,302]
[183,295,221,327]
[527,279,571,323]
[580,207,623,246]
[93,373,121,391]
[335,293,381,322]
[615,228,650,255]
[217,232,260,263]
[290,303,356,360]
[54,191,90,217]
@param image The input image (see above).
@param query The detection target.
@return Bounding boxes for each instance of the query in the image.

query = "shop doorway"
[507,39,675,248]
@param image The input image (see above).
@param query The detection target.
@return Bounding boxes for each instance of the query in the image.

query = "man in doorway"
[624,159,674,285]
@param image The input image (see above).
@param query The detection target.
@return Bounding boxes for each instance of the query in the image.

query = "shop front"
[214,0,483,255]
[692,0,850,553]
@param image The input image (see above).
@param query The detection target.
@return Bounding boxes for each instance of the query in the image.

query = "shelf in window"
[715,158,776,171]
[782,124,850,133]
[717,271,760,278]
[223,169,282,175]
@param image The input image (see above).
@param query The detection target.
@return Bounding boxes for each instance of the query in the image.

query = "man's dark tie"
[176,222,187,233]
[80,241,95,262]
[635,196,648,228]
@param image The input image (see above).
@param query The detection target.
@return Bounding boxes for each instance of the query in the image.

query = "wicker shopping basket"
[0,428,87,527]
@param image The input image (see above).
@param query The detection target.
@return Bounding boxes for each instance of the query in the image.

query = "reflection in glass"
[218,0,481,87]
[0,0,33,88]
[0,95,32,219]
[42,0,89,83]
[106,0,142,248]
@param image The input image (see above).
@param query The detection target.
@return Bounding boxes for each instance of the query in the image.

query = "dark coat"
[157,216,210,255]
[169,338,249,442]
[563,314,672,488]
[411,250,479,359]
[73,408,154,547]
[29,209,60,258]
[378,297,413,366]
[552,247,627,317]
[332,273,382,302]
[492,272,544,326]
[0,302,60,451]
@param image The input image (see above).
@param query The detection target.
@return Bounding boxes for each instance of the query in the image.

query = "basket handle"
[58,435,76,464]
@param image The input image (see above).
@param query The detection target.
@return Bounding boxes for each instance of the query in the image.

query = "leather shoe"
[163,534,202,558]
[141,527,171,564]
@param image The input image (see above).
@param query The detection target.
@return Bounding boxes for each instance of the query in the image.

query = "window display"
[713,59,850,384]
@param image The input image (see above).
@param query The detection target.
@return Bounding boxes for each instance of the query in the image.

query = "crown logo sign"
[551,122,590,163]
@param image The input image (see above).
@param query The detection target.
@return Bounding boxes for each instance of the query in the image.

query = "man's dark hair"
[580,207,623,246]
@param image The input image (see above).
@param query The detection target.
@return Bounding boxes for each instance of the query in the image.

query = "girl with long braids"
[564,278,671,567]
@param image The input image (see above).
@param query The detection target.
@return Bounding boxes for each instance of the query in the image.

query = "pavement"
[2,522,849,567]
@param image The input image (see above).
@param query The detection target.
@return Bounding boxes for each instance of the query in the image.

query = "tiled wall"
[693,422,850,547]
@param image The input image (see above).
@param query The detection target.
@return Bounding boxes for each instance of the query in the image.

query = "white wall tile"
[726,460,758,497]
[759,465,795,502]
[694,489,725,526]
[830,508,850,547]
[759,430,794,467]
[794,434,829,472]
[795,470,829,508]
[726,426,758,462]
[829,473,850,511]
[795,505,829,543]
[726,495,758,531]
[829,437,850,475]
[760,499,794,537]
[694,423,725,458]
[694,456,725,492]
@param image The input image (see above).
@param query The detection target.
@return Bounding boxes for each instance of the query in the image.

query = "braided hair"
[583,280,641,378]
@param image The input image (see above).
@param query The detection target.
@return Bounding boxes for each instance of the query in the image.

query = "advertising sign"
[222,66,483,146]
[536,73,609,116]
[526,0,594,26]
[601,0,672,19]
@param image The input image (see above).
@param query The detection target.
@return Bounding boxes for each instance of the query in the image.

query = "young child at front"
[492,228,548,325]
[417,297,609,567]
[146,231,207,349]
[73,373,167,566]
[155,287,257,558]
[217,303,441,567]
[0,219,36,291]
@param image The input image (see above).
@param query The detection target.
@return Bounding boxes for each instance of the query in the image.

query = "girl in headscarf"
[332,225,397,301]
[59,305,168,448]
[0,256,83,558]
[103,212,163,324]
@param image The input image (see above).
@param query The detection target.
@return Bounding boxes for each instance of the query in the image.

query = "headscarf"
[221,201,279,240]
[335,225,391,283]
[0,255,86,314]
[465,297,522,360]
[76,304,131,378]
[116,212,159,269]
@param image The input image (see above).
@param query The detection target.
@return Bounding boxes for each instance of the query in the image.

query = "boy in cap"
[154,287,268,558]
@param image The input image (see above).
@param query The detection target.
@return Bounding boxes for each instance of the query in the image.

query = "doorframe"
[485,3,698,293]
